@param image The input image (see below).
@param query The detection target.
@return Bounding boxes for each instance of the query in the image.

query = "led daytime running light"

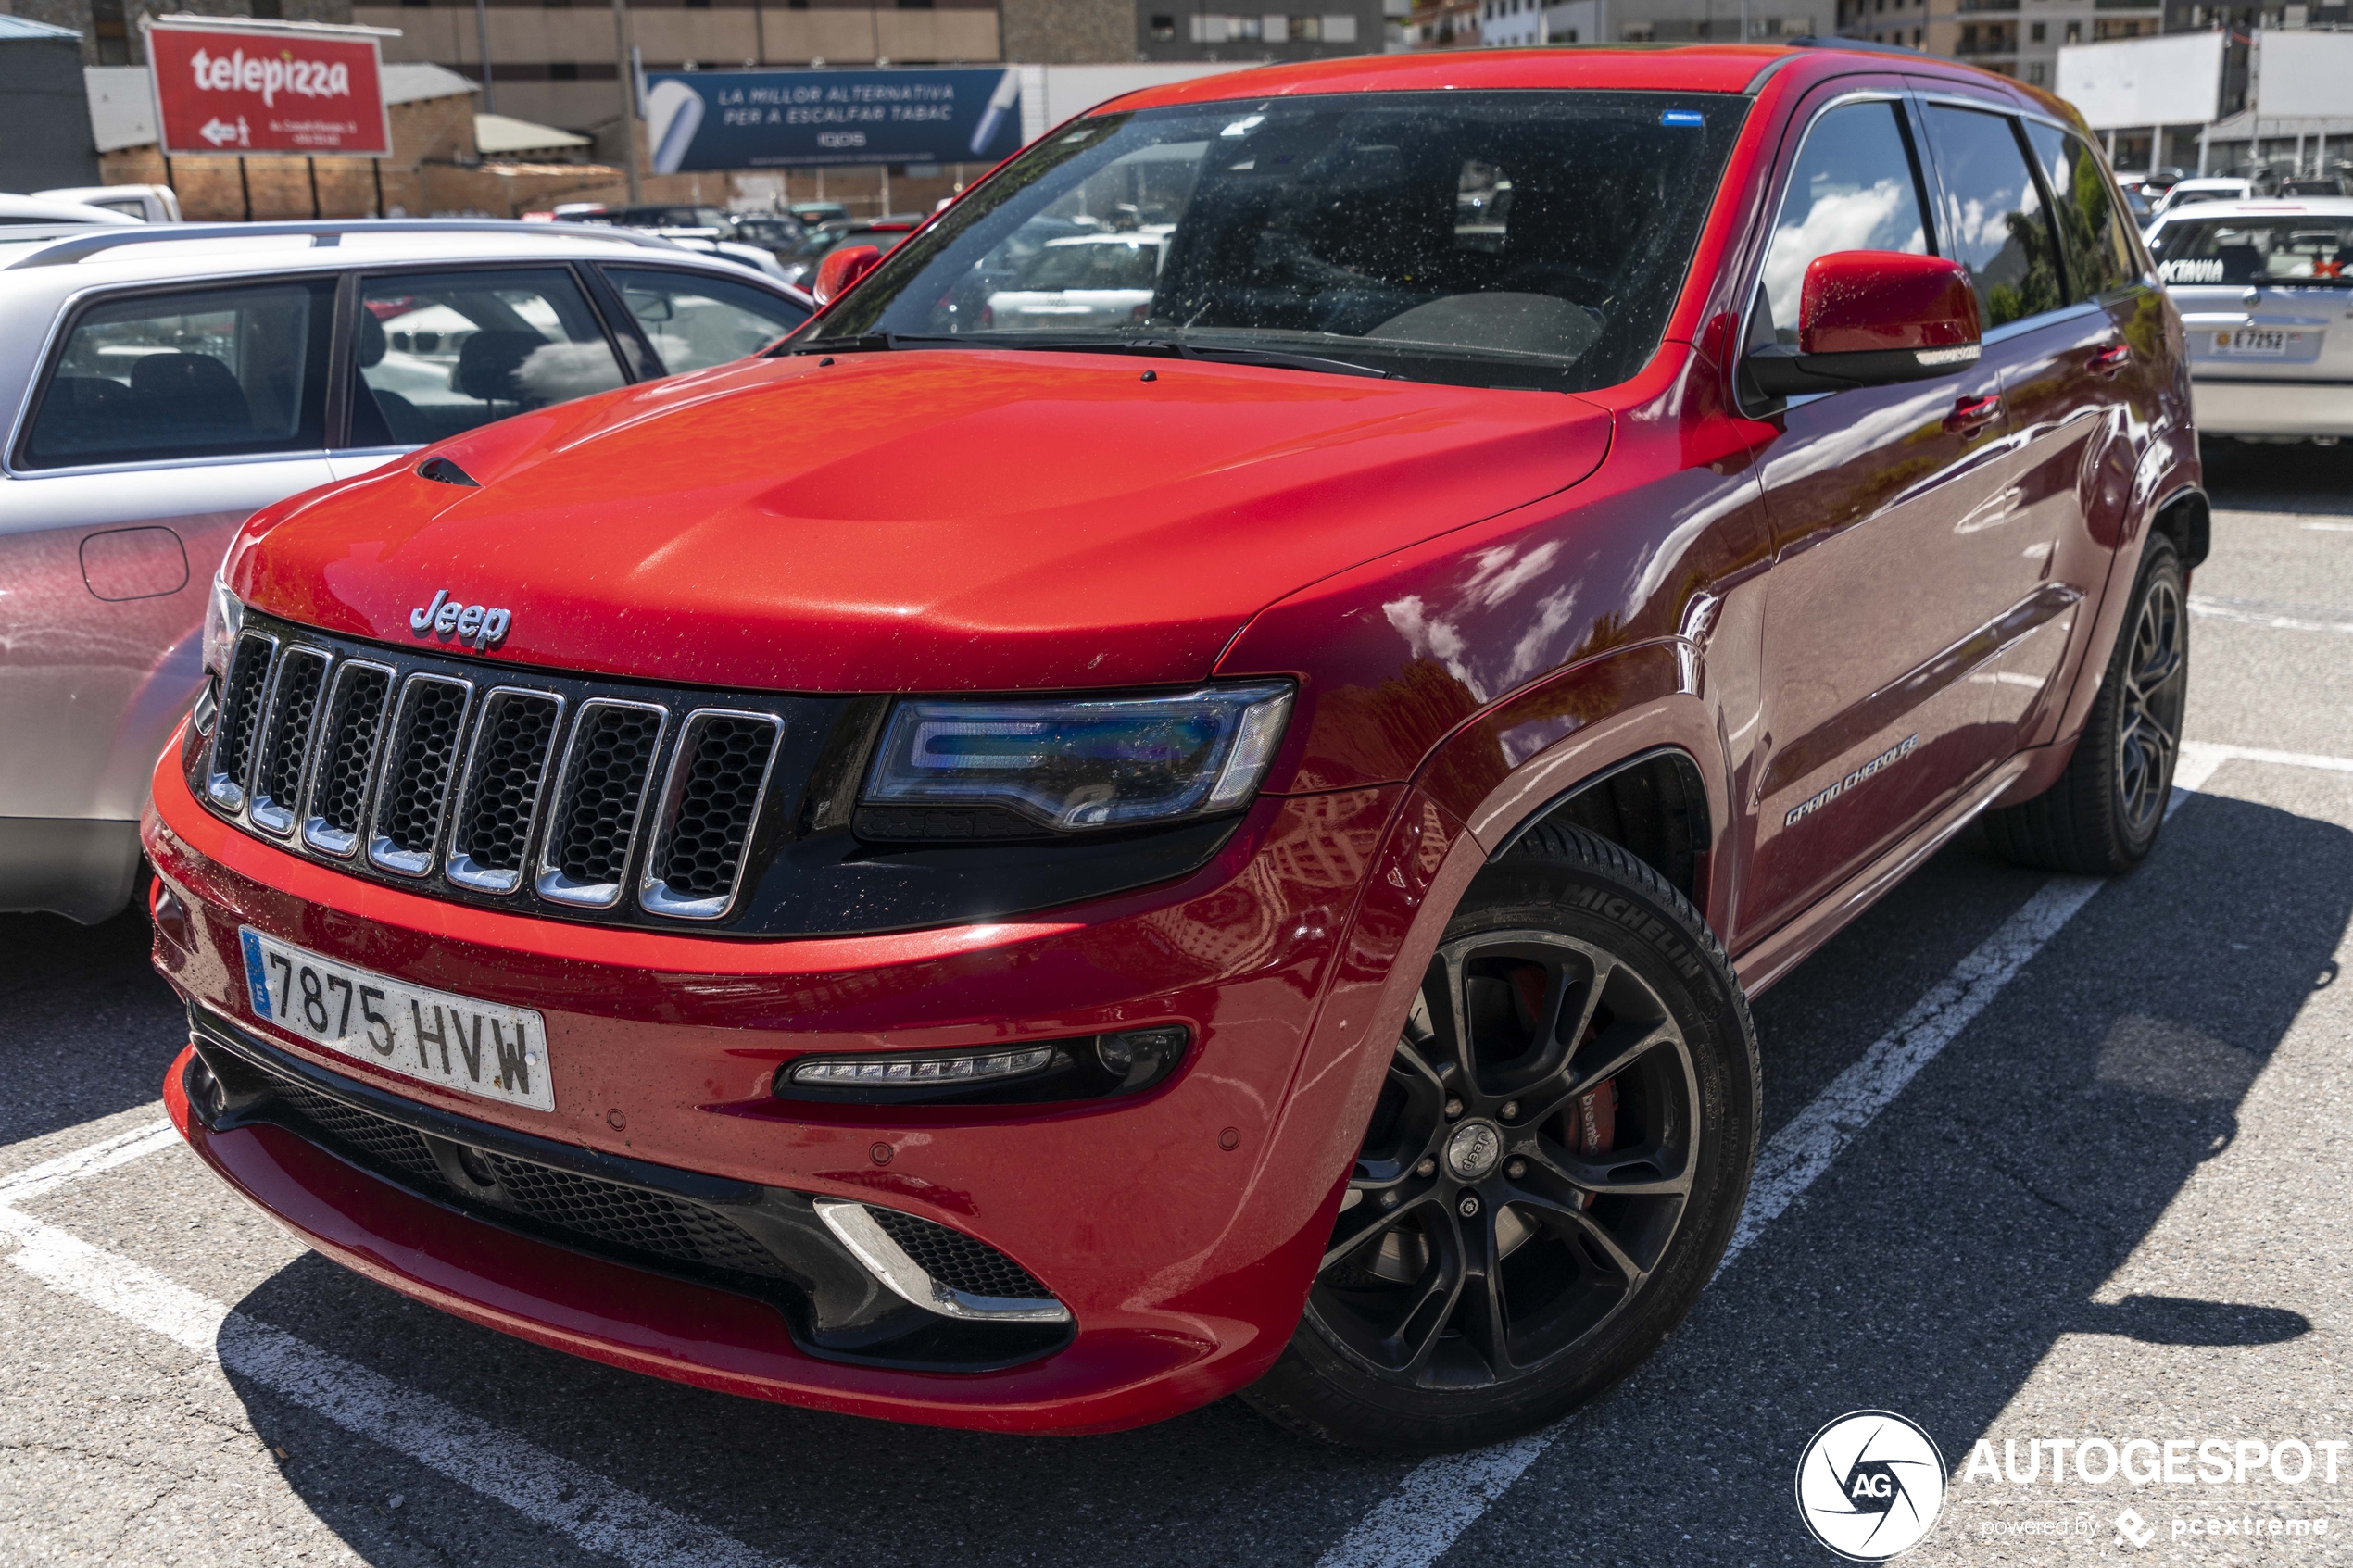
[790,1047,1057,1087]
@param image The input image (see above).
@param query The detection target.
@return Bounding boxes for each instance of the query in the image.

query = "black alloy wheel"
[1311,930,1698,1389]
[1987,535,2188,874]
[2113,570,2186,840]
[1244,825,1759,1454]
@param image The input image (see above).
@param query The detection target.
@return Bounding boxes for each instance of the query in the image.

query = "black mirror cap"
[1745,341,1982,397]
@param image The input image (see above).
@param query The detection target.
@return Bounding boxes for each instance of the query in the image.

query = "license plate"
[238,928,555,1111]
[2213,329,2301,357]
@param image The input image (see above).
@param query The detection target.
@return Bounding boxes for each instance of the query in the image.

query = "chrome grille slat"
[446,688,565,895]
[640,709,785,921]
[303,661,394,858]
[206,632,278,809]
[368,674,473,876]
[248,647,330,836]
[535,699,668,909]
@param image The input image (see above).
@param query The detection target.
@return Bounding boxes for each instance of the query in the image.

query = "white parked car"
[0,194,143,227]
[2151,177,2258,219]
[34,184,182,223]
[0,220,812,922]
[983,232,1168,332]
[2144,196,2353,441]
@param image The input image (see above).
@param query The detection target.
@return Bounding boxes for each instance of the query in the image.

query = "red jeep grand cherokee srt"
[145,44,2200,1453]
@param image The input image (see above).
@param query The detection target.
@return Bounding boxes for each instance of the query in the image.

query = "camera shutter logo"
[1794,1411,1946,1560]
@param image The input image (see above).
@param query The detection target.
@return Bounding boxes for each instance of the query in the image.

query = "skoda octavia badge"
[409,590,512,653]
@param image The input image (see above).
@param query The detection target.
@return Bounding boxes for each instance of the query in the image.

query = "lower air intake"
[864,1207,1052,1300]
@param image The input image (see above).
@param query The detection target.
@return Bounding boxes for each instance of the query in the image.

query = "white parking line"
[2189,596,2353,635]
[2301,522,2353,533]
[0,1123,792,1568]
[2181,739,2353,776]
[1316,754,2237,1568]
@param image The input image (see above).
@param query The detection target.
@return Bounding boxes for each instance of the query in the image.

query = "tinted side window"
[2021,121,2139,300]
[22,281,333,470]
[603,267,810,376]
[348,268,625,448]
[1758,100,1931,345]
[1922,106,2063,329]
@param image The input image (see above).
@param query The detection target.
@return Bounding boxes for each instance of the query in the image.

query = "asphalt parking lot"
[5,442,2350,1567]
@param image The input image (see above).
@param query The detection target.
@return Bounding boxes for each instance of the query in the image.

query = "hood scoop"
[416,456,480,488]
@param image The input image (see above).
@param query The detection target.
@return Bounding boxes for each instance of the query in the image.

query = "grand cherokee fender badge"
[1785,734,1919,827]
[409,590,512,653]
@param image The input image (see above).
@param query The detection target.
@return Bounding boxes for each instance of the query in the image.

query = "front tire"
[1986,536,2186,874]
[1242,826,1760,1454]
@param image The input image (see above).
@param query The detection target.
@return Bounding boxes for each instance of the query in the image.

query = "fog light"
[788,1046,1056,1089]
[1094,1026,1188,1090]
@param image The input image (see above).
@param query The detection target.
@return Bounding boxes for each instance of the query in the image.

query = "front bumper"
[145,732,1468,1432]
[2191,376,2353,437]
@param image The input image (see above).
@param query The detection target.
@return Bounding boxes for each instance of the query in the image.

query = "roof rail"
[1778,33,1933,57]
[6,219,685,270]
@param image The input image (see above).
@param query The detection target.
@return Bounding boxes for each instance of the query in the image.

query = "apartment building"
[1467,0,1816,46]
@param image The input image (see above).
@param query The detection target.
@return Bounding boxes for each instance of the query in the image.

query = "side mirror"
[812,244,883,307]
[1746,251,1982,396]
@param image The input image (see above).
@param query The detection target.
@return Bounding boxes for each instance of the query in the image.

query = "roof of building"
[0,15,82,41]
[474,111,593,157]
[83,60,483,154]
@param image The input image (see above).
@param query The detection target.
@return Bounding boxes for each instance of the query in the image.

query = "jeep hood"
[239,349,1611,692]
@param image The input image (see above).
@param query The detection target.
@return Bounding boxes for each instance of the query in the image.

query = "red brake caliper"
[1511,966,1617,1203]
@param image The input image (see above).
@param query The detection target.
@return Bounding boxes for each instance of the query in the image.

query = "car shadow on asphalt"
[0,902,186,1148]
[206,791,2351,1568]
[2202,439,2353,515]
[1441,786,2353,1566]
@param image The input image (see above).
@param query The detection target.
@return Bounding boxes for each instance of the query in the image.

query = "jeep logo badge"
[409,590,511,653]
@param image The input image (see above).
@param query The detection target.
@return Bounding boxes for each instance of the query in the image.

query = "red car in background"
[146,43,2198,1453]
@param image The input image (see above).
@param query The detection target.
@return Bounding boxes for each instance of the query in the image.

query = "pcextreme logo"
[1795,1411,1948,1561]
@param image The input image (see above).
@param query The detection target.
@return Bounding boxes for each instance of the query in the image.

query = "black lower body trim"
[184,1006,1073,1372]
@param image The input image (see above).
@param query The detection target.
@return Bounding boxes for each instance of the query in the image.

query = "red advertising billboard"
[147,20,392,157]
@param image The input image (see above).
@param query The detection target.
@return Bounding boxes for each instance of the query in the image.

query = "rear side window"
[1758,99,1932,345]
[348,268,626,448]
[1921,106,2064,329]
[21,281,333,470]
[2020,121,2138,300]
[602,267,810,376]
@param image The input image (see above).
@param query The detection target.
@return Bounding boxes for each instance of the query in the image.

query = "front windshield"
[798,90,1748,391]
[2151,216,2353,286]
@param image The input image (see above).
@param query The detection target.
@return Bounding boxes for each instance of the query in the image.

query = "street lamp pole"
[612,0,642,201]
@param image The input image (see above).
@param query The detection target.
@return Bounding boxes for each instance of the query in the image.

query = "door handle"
[1944,393,2003,434]
[2090,344,2133,377]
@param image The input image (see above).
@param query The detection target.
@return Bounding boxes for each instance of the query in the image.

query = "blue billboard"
[643,68,1024,172]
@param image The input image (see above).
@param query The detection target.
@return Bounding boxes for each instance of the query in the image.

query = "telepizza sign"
[146,19,392,157]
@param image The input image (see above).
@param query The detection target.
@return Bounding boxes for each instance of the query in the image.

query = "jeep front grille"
[446,688,564,895]
[248,646,327,835]
[538,700,666,908]
[371,675,472,875]
[304,661,392,857]
[197,614,796,927]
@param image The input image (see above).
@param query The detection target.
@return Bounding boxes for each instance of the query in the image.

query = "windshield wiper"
[780,330,1397,380]
[776,332,979,356]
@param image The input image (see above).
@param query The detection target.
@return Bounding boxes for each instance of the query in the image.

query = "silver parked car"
[0,220,811,922]
[2145,197,2353,441]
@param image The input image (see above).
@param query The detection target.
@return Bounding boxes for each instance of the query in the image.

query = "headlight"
[201,573,243,681]
[861,683,1293,834]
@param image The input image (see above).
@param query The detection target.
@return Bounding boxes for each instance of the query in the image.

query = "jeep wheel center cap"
[1444,1120,1504,1183]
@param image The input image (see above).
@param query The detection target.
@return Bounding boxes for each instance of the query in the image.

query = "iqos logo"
[409,590,512,653]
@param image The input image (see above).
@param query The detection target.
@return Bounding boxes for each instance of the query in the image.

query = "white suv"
[2145,197,2353,441]
[0,220,812,922]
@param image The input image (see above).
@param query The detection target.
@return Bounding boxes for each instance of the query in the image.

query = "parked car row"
[0,220,810,922]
